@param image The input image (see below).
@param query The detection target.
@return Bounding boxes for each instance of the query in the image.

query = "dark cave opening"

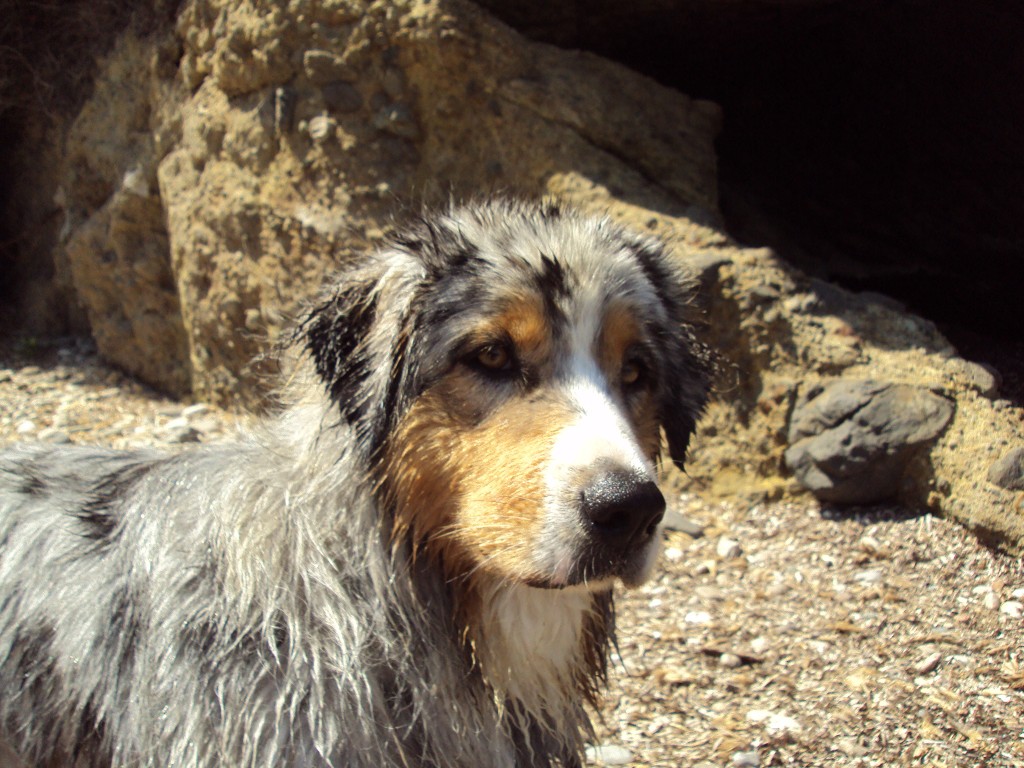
[479,0,1024,398]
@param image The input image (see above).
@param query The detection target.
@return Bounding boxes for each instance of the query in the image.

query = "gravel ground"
[2,336,1022,768]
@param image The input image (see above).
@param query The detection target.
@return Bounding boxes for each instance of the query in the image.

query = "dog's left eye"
[621,354,652,390]
[472,343,515,374]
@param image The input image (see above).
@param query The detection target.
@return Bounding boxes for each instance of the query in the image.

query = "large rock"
[52,0,721,406]
[9,0,1024,552]
[783,380,954,504]
[155,0,721,405]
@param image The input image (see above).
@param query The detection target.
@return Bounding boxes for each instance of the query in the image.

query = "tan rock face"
[37,0,1024,550]
[63,35,190,395]
[101,0,712,409]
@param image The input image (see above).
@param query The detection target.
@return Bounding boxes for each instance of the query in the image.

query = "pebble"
[181,403,210,418]
[586,744,633,766]
[718,652,743,668]
[717,537,743,559]
[693,560,715,576]
[853,568,884,584]
[16,420,36,435]
[731,750,760,767]
[746,710,802,734]
[912,652,942,675]
[161,423,202,443]
[749,636,770,654]
[37,427,71,444]
[1000,600,1023,618]
[1012,588,1024,600]
[307,115,336,143]
[695,585,724,600]
[662,507,705,536]
[858,534,885,555]
[663,547,683,562]
[982,591,1001,610]
[684,610,712,625]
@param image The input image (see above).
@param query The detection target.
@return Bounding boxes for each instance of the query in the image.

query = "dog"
[0,199,710,768]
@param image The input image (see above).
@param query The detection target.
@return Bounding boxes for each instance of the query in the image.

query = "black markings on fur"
[76,462,154,546]
[1,623,68,764]
[108,585,142,684]
[539,200,562,220]
[625,239,712,470]
[18,466,46,496]
[414,217,482,279]
[536,254,570,328]
[303,282,379,423]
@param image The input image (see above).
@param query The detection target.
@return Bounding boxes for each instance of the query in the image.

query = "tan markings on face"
[489,294,552,362]
[384,382,576,582]
[598,302,662,460]
[383,293,563,580]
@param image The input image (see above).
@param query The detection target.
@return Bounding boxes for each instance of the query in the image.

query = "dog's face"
[304,201,709,590]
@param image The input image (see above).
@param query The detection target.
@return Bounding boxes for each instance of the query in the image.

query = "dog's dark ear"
[659,334,711,471]
[300,257,423,454]
[625,236,713,471]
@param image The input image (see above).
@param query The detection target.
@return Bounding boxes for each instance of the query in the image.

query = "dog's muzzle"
[552,464,665,587]
[580,469,665,553]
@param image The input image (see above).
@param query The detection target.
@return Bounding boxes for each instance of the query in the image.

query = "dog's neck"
[463,577,613,722]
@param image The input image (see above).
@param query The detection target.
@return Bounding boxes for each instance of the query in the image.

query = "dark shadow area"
[819,504,929,527]
[477,0,1024,401]
[0,0,179,331]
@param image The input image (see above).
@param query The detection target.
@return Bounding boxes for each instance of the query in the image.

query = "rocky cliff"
[2,0,1022,551]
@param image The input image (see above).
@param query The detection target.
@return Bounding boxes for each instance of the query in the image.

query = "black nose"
[580,470,665,550]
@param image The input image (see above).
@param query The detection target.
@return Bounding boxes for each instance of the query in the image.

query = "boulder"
[784,380,953,505]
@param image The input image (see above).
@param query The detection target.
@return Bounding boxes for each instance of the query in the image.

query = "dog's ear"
[625,236,713,471]
[659,336,711,471]
[300,256,424,455]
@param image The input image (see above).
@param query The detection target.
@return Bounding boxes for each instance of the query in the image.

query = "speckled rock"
[989,447,1024,491]
[784,380,954,504]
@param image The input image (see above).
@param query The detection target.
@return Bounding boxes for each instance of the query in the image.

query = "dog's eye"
[621,355,651,390]
[474,343,514,373]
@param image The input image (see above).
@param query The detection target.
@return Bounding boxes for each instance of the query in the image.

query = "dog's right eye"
[475,343,513,372]
[463,341,519,380]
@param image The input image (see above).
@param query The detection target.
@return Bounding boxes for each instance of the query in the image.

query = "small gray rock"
[307,115,336,143]
[718,652,743,668]
[988,447,1024,491]
[37,427,72,444]
[732,750,760,767]
[662,506,705,537]
[912,651,942,675]
[585,744,633,765]
[784,380,953,504]
[716,537,743,559]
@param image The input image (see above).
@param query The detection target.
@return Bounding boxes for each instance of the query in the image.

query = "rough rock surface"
[6,0,1024,551]
[784,380,954,504]
[73,0,717,405]
[62,34,191,395]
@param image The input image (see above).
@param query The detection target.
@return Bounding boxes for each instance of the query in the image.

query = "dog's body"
[0,200,709,767]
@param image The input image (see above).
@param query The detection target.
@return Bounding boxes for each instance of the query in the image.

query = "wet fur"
[0,200,710,767]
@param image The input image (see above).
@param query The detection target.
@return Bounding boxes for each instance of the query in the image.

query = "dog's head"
[303,200,710,590]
